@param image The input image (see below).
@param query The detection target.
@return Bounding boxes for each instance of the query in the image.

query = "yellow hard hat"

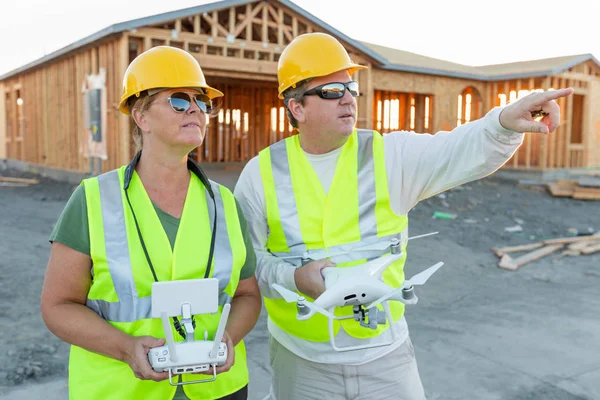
[118,46,223,115]
[277,33,367,99]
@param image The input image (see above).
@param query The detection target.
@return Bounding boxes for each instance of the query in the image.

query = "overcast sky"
[1,0,598,76]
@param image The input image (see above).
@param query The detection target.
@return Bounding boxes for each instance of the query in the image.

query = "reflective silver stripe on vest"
[356,130,378,239]
[269,130,405,265]
[86,171,232,322]
[206,181,232,294]
[269,140,307,255]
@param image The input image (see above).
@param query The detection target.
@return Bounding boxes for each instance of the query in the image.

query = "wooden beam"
[539,76,551,170]
[229,8,235,34]
[365,63,373,129]
[557,71,593,82]
[277,8,284,45]
[118,35,130,163]
[292,17,298,37]
[194,15,200,35]
[262,4,268,43]
[245,4,252,39]
[491,242,544,257]
[565,92,573,167]
[498,244,563,271]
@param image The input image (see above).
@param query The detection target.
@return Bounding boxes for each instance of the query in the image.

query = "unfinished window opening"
[243,112,249,135]
[273,53,281,62]
[409,97,416,130]
[16,90,23,139]
[457,87,481,127]
[235,7,247,40]
[283,13,293,25]
[251,22,262,42]
[268,27,278,44]
[188,43,204,53]
[497,93,507,107]
[226,48,241,58]
[243,50,256,59]
[270,106,292,142]
[297,21,307,35]
[207,46,223,56]
[5,92,13,143]
[217,10,230,34]
[258,52,271,61]
[169,41,184,49]
[151,39,166,47]
[128,37,143,63]
[374,91,433,133]
[424,97,430,130]
[181,17,195,33]
[200,19,212,35]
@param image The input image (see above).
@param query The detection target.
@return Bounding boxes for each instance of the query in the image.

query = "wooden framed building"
[1,0,599,174]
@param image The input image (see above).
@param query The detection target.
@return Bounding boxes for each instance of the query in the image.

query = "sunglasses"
[302,81,360,99]
[162,92,213,113]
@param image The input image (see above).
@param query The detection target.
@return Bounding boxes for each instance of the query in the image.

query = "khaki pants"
[268,336,426,400]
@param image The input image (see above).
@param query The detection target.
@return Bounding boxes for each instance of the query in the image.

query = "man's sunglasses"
[302,81,360,99]
[163,92,213,113]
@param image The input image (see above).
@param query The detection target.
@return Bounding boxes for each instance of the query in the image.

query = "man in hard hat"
[234,32,573,399]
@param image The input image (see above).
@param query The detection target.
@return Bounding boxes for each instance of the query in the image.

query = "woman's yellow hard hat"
[118,46,224,115]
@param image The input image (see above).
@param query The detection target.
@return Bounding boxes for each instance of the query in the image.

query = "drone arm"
[365,284,408,310]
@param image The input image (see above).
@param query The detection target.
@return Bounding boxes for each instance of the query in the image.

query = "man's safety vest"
[69,163,248,400]
[259,129,409,342]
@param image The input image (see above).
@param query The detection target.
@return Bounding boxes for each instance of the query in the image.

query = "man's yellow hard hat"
[277,33,367,99]
[118,46,224,115]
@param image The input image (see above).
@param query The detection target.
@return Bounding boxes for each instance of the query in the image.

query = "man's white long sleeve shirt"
[234,107,523,365]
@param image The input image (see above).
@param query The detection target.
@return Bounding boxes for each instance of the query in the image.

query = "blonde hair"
[128,93,155,152]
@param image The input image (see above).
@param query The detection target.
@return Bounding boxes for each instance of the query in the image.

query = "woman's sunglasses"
[302,81,360,99]
[164,92,213,113]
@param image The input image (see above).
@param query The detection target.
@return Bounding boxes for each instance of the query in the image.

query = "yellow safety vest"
[69,162,248,400]
[259,129,409,342]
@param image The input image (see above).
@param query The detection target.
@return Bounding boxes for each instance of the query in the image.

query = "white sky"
[1,0,598,76]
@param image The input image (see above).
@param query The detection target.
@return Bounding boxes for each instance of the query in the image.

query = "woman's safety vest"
[259,129,409,342]
[69,164,248,400]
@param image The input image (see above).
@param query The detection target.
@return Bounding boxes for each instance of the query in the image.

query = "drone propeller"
[364,261,444,309]
[407,261,444,286]
[278,232,438,262]
[272,284,334,318]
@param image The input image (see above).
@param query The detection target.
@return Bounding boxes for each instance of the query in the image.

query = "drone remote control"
[147,279,231,385]
[148,340,227,374]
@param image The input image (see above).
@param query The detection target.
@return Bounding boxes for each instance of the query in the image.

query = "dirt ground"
[1,163,599,399]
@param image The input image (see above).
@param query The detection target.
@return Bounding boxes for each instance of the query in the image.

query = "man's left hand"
[499,87,574,134]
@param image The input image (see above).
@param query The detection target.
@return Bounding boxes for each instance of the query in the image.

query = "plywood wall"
[1,35,129,173]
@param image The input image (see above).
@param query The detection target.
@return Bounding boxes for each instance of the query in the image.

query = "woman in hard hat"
[41,46,261,400]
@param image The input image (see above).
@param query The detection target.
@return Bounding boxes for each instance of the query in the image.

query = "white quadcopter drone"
[272,233,443,352]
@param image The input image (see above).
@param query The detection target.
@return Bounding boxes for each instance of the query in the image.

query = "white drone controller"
[147,278,230,386]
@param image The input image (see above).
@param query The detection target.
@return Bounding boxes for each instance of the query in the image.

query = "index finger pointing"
[539,87,574,103]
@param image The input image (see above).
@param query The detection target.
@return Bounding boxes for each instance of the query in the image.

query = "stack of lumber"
[491,232,600,271]
[547,178,600,200]
[0,176,39,187]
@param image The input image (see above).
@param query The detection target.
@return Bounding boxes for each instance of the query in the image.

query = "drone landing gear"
[353,304,387,330]
[328,302,397,352]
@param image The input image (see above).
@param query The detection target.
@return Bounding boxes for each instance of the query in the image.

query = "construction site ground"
[0,163,599,400]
